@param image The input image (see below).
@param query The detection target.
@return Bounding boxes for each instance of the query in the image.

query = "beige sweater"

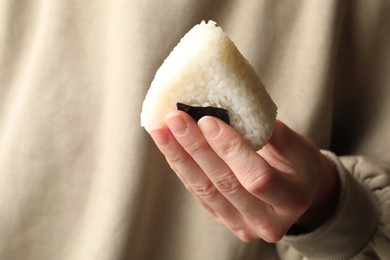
[0,1,389,259]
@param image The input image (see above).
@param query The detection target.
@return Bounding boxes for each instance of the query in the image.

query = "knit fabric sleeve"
[276,151,390,260]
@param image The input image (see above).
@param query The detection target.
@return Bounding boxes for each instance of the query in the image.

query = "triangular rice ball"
[141,21,277,150]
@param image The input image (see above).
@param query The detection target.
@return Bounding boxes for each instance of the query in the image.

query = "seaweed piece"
[176,102,230,125]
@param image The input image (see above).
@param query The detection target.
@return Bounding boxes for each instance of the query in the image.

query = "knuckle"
[186,181,218,200]
[186,138,208,155]
[245,171,275,195]
[226,222,256,242]
[213,172,242,196]
[262,231,284,243]
[264,228,285,243]
[218,136,245,160]
[234,228,257,242]
[166,151,186,166]
[253,221,285,243]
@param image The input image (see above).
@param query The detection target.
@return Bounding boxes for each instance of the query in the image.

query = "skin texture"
[148,110,339,243]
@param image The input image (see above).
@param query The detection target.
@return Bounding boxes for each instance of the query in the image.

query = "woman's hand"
[148,110,339,243]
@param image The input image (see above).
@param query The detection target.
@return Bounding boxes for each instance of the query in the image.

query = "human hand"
[148,111,339,243]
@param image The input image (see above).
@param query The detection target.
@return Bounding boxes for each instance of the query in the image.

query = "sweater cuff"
[281,151,378,259]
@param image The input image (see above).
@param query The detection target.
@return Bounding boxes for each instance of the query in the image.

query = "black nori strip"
[176,102,230,125]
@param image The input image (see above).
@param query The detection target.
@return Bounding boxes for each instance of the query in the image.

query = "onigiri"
[141,20,277,150]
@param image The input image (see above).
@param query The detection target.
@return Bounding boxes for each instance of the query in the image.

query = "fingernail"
[166,114,188,135]
[198,117,220,139]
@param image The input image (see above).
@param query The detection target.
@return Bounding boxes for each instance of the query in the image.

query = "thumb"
[261,120,320,172]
